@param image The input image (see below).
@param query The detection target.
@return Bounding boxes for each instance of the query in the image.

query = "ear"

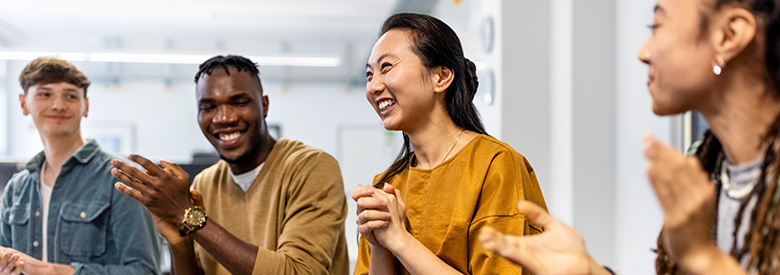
[18,93,29,116]
[83,97,90,118]
[262,95,269,118]
[712,7,757,62]
[431,66,455,94]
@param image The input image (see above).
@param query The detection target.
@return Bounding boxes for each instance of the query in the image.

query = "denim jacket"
[0,140,161,274]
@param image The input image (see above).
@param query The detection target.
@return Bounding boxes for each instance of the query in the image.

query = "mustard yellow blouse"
[354,134,548,275]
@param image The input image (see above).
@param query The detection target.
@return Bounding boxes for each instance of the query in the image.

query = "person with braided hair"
[352,13,547,274]
[478,0,780,274]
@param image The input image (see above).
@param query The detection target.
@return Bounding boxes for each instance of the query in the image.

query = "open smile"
[376,98,397,116]
[213,130,247,147]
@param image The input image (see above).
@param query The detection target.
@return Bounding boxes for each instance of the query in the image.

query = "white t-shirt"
[39,163,54,263]
[229,163,264,192]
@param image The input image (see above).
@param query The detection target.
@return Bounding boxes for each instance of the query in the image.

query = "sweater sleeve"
[252,152,348,275]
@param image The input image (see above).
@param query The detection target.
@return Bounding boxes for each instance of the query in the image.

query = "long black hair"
[374,13,487,187]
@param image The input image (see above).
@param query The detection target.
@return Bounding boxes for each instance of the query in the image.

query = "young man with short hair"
[112,55,349,275]
[0,57,161,274]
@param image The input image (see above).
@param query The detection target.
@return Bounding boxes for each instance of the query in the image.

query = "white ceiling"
[0,0,438,84]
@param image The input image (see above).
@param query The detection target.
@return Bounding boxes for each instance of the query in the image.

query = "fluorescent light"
[0,51,341,67]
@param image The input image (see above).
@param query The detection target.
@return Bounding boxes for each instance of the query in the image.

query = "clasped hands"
[352,183,408,251]
[0,246,68,275]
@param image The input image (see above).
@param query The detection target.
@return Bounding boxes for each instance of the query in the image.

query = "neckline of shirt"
[409,134,483,172]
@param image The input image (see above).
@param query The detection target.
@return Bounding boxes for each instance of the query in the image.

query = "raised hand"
[153,190,206,245]
[643,134,718,269]
[479,201,607,275]
[111,155,193,225]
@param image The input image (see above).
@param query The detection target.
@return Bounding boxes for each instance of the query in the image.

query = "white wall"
[0,60,7,155]
[614,0,669,273]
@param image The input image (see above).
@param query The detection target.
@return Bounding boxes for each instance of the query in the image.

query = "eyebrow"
[366,53,397,69]
[654,4,666,15]
[198,93,252,103]
[36,87,79,92]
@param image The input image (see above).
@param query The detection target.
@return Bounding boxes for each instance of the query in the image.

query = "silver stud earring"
[713,55,725,76]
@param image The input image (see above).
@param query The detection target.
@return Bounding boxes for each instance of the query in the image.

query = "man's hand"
[153,190,205,245]
[0,249,22,275]
[479,201,607,275]
[0,247,75,275]
[111,154,193,224]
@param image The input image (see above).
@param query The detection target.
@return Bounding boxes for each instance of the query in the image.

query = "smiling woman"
[353,13,547,275]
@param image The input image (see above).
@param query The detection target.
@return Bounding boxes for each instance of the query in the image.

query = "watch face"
[185,208,207,227]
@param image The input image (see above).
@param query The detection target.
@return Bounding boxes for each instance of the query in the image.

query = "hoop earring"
[713,55,725,76]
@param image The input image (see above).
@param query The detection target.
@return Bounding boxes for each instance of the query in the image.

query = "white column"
[614,0,668,273]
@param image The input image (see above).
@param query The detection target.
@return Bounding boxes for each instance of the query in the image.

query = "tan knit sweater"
[192,139,349,275]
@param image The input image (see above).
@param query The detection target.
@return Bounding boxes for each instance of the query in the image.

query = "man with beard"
[110,55,349,275]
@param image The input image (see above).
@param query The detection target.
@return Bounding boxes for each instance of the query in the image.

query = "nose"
[50,94,66,111]
[638,38,651,65]
[212,105,238,125]
[366,75,385,97]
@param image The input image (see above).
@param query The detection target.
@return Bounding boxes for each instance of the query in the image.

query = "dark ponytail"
[374,13,487,187]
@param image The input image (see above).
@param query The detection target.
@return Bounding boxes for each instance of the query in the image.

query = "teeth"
[219,132,241,141]
[378,99,396,111]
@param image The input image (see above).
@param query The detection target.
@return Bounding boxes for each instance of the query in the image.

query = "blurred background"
[0,0,708,274]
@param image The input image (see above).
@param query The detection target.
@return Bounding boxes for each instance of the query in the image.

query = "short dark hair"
[194,55,263,93]
[18,57,90,96]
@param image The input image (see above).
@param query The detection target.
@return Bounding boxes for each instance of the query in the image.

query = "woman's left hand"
[371,184,410,251]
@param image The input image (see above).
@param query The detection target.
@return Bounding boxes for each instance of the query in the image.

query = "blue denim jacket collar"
[23,139,100,181]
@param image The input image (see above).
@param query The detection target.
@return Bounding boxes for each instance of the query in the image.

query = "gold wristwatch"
[178,206,207,237]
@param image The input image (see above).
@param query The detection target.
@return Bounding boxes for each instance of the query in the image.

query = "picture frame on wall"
[81,121,137,157]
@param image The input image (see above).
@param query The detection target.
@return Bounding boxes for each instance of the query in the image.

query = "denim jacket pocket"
[3,205,30,249]
[59,201,109,257]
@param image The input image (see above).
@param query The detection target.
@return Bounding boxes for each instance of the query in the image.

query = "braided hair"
[194,55,263,93]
